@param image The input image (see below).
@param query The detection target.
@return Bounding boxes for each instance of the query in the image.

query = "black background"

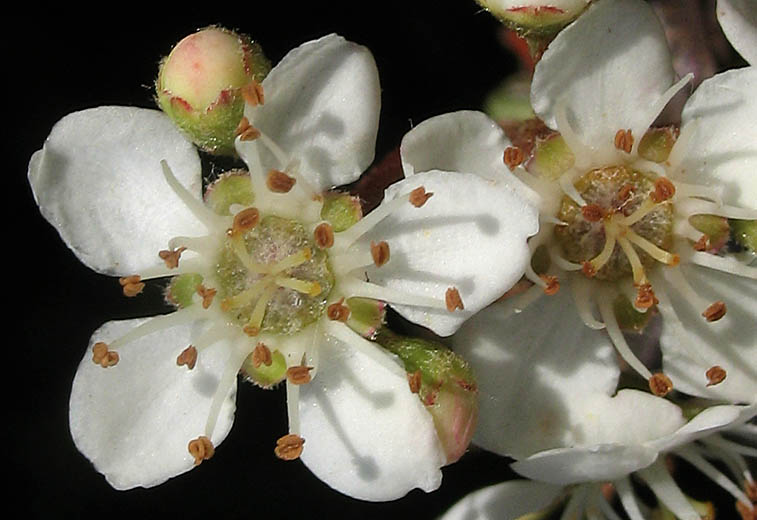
[13,3,520,518]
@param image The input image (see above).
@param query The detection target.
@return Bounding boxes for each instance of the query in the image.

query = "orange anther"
[650,177,676,203]
[581,204,606,222]
[252,343,272,368]
[119,275,144,297]
[196,285,217,309]
[370,240,390,267]
[705,366,726,386]
[649,373,673,396]
[286,365,313,385]
[241,80,265,106]
[703,301,727,322]
[635,283,658,310]
[503,146,525,170]
[92,342,119,368]
[693,235,710,252]
[327,298,350,322]
[581,261,597,278]
[231,207,260,237]
[407,370,422,394]
[159,247,187,269]
[445,287,464,312]
[266,169,296,193]
[314,223,334,249]
[243,325,260,337]
[540,275,560,295]
[176,345,198,370]
[409,186,433,208]
[274,434,305,461]
[614,129,634,154]
[188,436,214,466]
[234,117,261,141]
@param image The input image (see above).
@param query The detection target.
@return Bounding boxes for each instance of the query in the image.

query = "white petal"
[717,0,757,65]
[400,111,511,181]
[655,264,757,403]
[450,289,620,459]
[648,403,757,453]
[28,106,203,276]
[512,443,660,485]
[679,67,757,209]
[298,333,445,501]
[238,34,380,192]
[440,480,565,520]
[362,171,538,336]
[69,317,236,489]
[531,0,675,157]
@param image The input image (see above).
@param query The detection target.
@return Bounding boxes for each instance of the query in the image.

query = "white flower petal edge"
[238,33,380,192]
[679,66,757,209]
[440,480,564,520]
[28,107,202,275]
[298,334,445,501]
[69,318,236,490]
[450,289,620,459]
[717,0,757,65]
[362,170,539,337]
[400,111,511,182]
[531,0,675,162]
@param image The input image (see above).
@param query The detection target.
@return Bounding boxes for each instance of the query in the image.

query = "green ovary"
[216,215,334,335]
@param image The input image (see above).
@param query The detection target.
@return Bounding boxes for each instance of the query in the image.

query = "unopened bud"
[156,27,270,155]
[374,330,478,464]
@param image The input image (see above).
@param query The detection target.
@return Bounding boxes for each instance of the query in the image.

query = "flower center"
[216,214,334,336]
[555,165,674,282]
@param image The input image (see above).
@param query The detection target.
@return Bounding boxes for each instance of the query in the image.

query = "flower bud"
[476,1,591,35]
[374,330,478,464]
[156,27,270,156]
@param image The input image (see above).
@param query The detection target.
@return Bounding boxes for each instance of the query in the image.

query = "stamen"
[637,459,701,520]
[559,171,587,207]
[119,275,144,297]
[269,247,312,274]
[676,446,753,508]
[188,436,214,466]
[266,169,296,193]
[235,117,261,141]
[570,277,606,330]
[245,284,277,334]
[370,240,390,267]
[680,248,757,279]
[585,226,618,277]
[251,342,272,368]
[274,276,321,296]
[706,365,727,386]
[445,287,464,311]
[676,199,757,221]
[176,345,198,370]
[109,308,204,349]
[230,207,260,237]
[554,99,590,168]
[286,364,313,385]
[91,342,119,368]
[581,203,606,222]
[409,186,433,207]
[624,228,680,266]
[160,161,223,231]
[340,278,447,310]
[326,298,350,322]
[703,301,727,322]
[196,285,217,309]
[407,370,422,394]
[650,177,676,203]
[616,477,646,520]
[736,501,756,520]
[597,290,653,381]
[241,80,264,106]
[221,280,271,311]
[693,235,710,252]
[614,129,633,154]
[618,198,658,226]
[314,223,334,249]
[503,146,525,170]
[159,247,187,269]
[634,283,658,310]
[649,373,673,396]
[540,274,560,295]
[614,183,635,210]
[274,434,305,461]
[617,236,647,286]
[204,340,252,439]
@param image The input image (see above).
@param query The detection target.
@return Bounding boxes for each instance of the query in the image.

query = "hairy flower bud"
[156,27,270,155]
[475,0,591,35]
[375,330,478,464]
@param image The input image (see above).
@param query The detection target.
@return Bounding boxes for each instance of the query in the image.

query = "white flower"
[28,34,538,500]
[450,0,757,403]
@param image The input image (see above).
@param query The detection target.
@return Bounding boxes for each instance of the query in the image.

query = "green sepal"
[344,297,386,338]
[613,294,651,332]
[730,219,756,252]
[240,348,288,389]
[321,191,362,232]
[526,133,575,181]
[166,273,204,308]
[483,74,535,123]
[638,126,677,163]
[690,214,730,251]
[205,170,254,216]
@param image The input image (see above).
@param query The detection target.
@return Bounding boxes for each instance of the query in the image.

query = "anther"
[188,436,214,466]
[92,342,119,368]
[407,370,422,394]
[234,117,261,141]
[231,207,260,237]
[252,343,272,368]
[540,274,560,295]
[274,434,305,461]
[614,183,635,210]
[703,301,727,322]
[314,223,334,249]
[582,261,597,278]
[370,240,391,267]
[286,364,313,385]
[694,235,710,252]
[503,146,525,170]
[159,247,187,269]
[635,283,658,310]
[650,177,676,203]
[736,501,756,520]
[649,373,673,397]
[119,275,144,297]
[581,204,606,222]
[176,345,198,370]
[266,169,296,193]
[705,365,727,386]
[745,481,757,503]
[241,80,265,106]
[409,186,433,208]
[327,298,350,322]
[243,325,260,337]
[445,287,464,312]
[614,129,633,154]
[196,285,217,309]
